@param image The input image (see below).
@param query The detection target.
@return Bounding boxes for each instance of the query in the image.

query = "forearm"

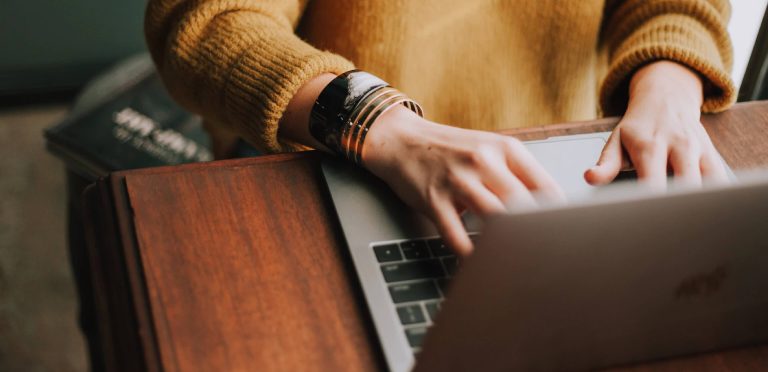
[145,0,353,153]
[599,0,734,115]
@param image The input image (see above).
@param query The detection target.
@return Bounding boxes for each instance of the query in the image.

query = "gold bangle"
[342,86,400,159]
[354,97,415,165]
[351,94,409,164]
[347,89,405,161]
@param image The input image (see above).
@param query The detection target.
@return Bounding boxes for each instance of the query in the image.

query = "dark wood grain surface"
[86,101,768,371]
[124,155,381,371]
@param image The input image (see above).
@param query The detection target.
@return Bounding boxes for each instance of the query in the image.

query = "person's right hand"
[361,106,564,256]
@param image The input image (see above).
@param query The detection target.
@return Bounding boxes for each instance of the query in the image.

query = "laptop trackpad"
[463,133,610,232]
[524,133,609,199]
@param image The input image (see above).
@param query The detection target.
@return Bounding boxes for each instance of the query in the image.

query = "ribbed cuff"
[203,20,355,153]
[600,14,736,116]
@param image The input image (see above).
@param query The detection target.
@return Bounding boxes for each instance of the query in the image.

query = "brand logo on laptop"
[675,265,728,299]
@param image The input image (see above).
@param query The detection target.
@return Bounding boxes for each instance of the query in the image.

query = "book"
[45,54,213,180]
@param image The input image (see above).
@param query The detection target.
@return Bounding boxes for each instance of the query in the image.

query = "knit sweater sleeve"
[144,0,354,153]
[599,0,736,116]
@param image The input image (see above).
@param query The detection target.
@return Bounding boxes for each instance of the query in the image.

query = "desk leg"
[66,170,105,372]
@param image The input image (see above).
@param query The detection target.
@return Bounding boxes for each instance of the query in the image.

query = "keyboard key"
[373,244,402,262]
[397,304,426,325]
[424,301,441,321]
[381,259,445,283]
[399,240,429,257]
[400,240,430,260]
[405,327,429,348]
[427,238,452,257]
[389,281,441,303]
[442,256,459,276]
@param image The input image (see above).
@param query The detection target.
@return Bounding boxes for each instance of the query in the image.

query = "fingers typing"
[585,128,624,185]
[669,144,702,186]
[627,137,668,189]
[429,198,473,256]
[502,138,565,201]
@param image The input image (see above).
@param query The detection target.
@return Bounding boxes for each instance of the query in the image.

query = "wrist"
[629,61,704,108]
[361,105,430,167]
[279,73,337,150]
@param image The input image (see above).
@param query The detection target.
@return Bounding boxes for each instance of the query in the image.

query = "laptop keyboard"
[372,236,473,352]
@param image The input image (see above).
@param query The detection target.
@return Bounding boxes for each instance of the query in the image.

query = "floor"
[0,104,87,372]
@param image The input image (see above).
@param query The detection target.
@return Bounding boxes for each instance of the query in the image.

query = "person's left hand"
[584,60,729,188]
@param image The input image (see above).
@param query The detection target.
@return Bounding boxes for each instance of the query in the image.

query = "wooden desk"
[84,101,768,371]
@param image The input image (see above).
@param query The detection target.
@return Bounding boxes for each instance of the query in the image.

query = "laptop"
[320,133,767,371]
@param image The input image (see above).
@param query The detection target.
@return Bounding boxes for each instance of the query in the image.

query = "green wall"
[0,0,147,95]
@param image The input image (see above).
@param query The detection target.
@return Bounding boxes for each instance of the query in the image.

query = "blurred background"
[0,0,766,371]
[0,1,146,371]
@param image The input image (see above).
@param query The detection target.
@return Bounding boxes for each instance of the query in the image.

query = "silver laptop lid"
[416,172,768,371]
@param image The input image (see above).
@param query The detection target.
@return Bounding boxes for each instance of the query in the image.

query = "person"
[145,0,736,254]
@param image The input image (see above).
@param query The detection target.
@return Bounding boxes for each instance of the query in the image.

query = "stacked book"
[45,53,213,180]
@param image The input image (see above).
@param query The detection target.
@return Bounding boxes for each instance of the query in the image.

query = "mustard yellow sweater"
[145,0,735,153]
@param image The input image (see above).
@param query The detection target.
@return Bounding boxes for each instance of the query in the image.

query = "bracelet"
[309,70,386,155]
[343,86,402,161]
[309,70,423,165]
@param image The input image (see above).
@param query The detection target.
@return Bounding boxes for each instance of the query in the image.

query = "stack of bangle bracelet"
[309,70,423,165]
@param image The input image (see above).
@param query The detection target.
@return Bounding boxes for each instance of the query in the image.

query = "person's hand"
[585,60,729,188]
[362,106,564,256]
